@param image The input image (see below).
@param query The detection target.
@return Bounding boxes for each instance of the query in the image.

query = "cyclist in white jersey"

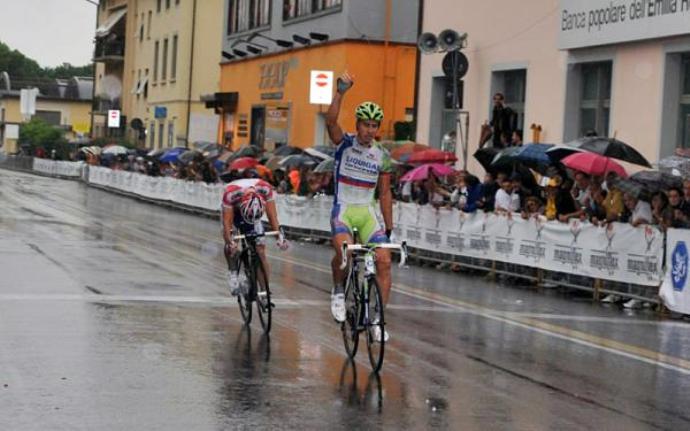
[326,71,393,342]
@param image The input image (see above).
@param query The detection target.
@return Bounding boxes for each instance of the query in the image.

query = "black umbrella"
[473,147,500,171]
[274,145,303,156]
[630,170,683,193]
[230,145,260,161]
[614,178,652,201]
[568,137,652,168]
[545,145,584,162]
[279,154,317,170]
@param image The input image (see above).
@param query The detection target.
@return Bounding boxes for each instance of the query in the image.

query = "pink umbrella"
[562,152,627,177]
[400,163,456,182]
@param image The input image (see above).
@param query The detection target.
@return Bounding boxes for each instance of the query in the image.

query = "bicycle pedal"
[269,302,276,308]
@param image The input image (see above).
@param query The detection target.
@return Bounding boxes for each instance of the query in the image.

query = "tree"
[19,118,69,159]
[0,40,93,82]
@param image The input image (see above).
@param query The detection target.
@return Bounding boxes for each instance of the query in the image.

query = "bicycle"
[339,230,407,373]
[234,230,279,334]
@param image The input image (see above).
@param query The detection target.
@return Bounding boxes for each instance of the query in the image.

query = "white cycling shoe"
[371,323,390,343]
[331,293,346,322]
[228,271,247,297]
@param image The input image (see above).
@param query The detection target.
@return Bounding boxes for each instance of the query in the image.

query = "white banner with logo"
[33,158,84,177]
[660,229,690,313]
[88,166,224,211]
[273,199,664,286]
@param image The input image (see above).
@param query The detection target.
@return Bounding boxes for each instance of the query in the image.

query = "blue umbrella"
[159,147,188,163]
[492,144,554,169]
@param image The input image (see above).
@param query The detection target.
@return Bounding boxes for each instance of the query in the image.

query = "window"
[144,68,149,98]
[579,61,611,137]
[227,0,271,35]
[680,55,690,148]
[35,110,61,126]
[136,69,141,98]
[157,0,162,13]
[171,35,178,80]
[283,0,342,20]
[491,69,527,134]
[153,40,160,82]
[159,122,165,148]
[139,13,144,41]
[176,0,180,5]
[168,121,174,147]
[162,38,169,81]
[147,11,152,39]
[150,122,156,148]
[166,0,171,9]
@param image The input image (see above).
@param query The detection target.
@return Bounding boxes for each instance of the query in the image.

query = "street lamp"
[309,32,329,42]
[251,33,294,48]
[292,34,311,46]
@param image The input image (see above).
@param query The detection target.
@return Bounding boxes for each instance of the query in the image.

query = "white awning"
[136,76,149,95]
[96,9,127,38]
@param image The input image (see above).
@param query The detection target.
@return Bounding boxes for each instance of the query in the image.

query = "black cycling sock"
[332,283,344,295]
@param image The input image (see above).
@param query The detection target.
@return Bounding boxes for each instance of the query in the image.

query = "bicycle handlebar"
[339,241,408,270]
[232,231,280,241]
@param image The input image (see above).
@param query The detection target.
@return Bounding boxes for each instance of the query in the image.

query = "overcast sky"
[0,0,97,67]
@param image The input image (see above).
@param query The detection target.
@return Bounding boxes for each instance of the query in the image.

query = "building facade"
[1,76,93,154]
[218,0,420,150]
[92,0,224,150]
[417,0,690,172]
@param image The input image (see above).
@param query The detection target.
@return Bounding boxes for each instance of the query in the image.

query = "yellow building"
[0,77,94,154]
[114,0,224,150]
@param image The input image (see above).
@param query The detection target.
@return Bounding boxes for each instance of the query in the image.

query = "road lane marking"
[266,252,690,375]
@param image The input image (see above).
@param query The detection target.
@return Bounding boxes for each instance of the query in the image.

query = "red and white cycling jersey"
[221,178,274,208]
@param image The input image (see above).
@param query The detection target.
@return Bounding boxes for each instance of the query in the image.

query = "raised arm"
[326,71,354,146]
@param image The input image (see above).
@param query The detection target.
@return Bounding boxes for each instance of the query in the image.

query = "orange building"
[218,40,416,151]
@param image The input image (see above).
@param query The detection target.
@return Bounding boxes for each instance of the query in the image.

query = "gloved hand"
[277,227,289,251]
[337,72,354,94]
[224,241,238,256]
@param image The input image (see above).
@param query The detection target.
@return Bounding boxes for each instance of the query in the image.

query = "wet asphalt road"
[2,169,690,430]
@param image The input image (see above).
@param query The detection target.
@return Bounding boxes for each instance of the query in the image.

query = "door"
[250,106,266,149]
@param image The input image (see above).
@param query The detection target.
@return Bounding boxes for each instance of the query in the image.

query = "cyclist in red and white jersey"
[221,178,288,295]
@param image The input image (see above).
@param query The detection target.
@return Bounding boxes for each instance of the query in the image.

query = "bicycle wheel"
[255,256,272,334]
[237,254,252,325]
[365,277,385,373]
[341,271,360,359]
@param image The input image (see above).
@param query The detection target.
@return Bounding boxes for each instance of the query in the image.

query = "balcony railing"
[94,40,125,62]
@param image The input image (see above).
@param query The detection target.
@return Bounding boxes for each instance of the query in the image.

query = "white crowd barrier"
[274,197,664,287]
[33,158,84,177]
[87,166,224,211]
[82,167,664,288]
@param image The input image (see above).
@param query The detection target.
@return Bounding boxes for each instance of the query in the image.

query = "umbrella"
[614,178,651,201]
[492,143,555,174]
[391,142,428,161]
[473,147,500,171]
[304,147,331,160]
[314,158,335,173]
[217,151,234,163]
[265,155,284,171]
[313,145,336,158]
[230,157,260,171]
[568,137,652,168]
[254,164,273,180]
[400,163,456,182]
[561,152,627,177]
[178,150,202,164]
[230,145,260,160]
[274,145,303,156]
[102,145,129,156]
[545,144,585,162]
[280,154,317,170]
[159,147,188,163]
[147,148,166,158]
[80,146,102,155]
[658,155,690,176]
[630,170,683,193]
[407,149,457,164]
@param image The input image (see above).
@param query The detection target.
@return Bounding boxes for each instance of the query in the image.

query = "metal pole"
[185,0,198,149]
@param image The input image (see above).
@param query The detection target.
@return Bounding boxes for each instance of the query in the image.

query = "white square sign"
[309,70,333,105]
[108,110,121,128]
[5,124,19,140]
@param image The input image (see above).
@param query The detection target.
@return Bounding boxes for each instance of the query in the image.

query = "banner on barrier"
[660,229,690,314]
[33,158,84,177]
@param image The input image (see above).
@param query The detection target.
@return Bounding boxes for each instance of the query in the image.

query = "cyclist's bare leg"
[256,244,269,285]
[331,233,353,286]
[375,248,392,305]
